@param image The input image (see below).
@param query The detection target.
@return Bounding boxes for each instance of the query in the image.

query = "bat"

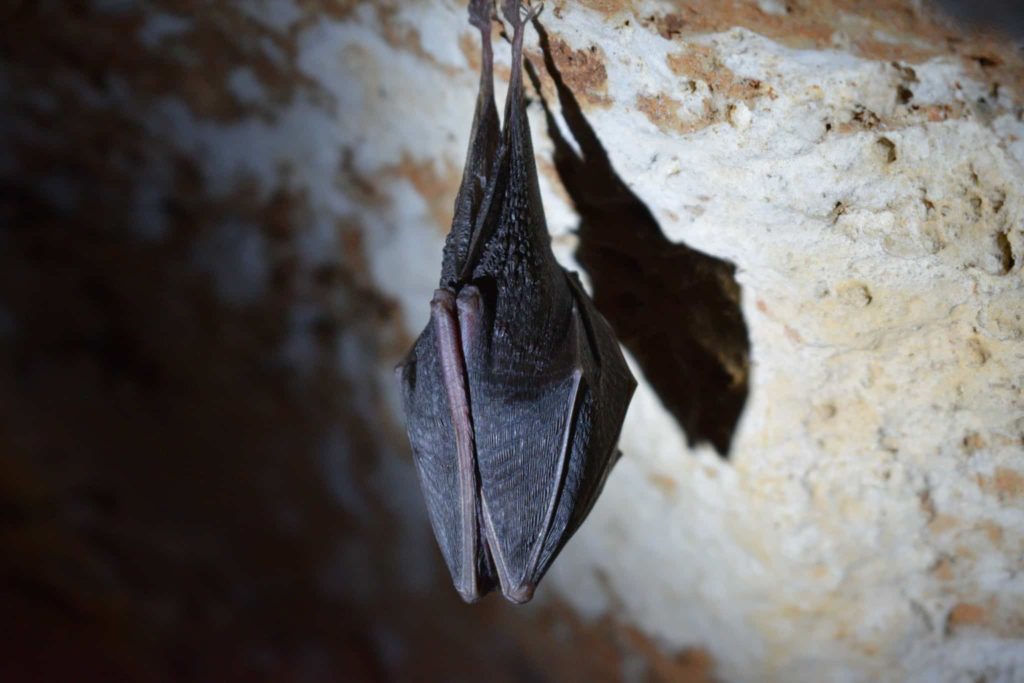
[396,0,636,604]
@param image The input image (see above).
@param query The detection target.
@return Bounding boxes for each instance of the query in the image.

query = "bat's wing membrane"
[468,273,636,601]
[468,354,579,602]
[396,303,496,602]
[559,273,637,534]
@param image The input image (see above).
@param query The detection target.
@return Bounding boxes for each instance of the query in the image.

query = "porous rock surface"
[348,2,1024,680]
[2,1,1022,681]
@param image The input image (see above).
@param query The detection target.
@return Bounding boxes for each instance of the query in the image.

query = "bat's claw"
[501,0,542,27]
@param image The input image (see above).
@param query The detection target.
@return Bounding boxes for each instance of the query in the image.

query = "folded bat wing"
[467,272,636,602]
[396,292,497,602]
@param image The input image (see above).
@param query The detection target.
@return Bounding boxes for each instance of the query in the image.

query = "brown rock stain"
[927,514,960,534]
[931,556,955,581]
[293,0,358,22]
[377,5,462,76]
[945,598,1023,639]
[632,44,773,135]
[977,520,1004,547]
[962,431,986,454]
[623,626,719,683]
[650,12,688,40]
[965,337,991,367]
[953,544,978,563]
[834,106,882,134]
[816,403,838,421]
[553,0,1024,104]
[636,93,693,134]
[510,606,719,683]
[918,488,937,521]
[946,602,989,632]
[571,0,631,16]
[390,155,462,233]
[458,29,481,71]
[922,103,963,122]
[541,37,611,109]
[668,44,772,105]
[648,472,678,497]
[976,467,1024,501]
[339,156,385,214]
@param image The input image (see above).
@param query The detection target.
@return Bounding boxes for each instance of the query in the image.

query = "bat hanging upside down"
[396,0,636,604]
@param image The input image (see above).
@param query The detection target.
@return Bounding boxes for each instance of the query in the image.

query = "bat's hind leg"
[469,0,494,79]
[498,0,544,132]
[444,0,501,287]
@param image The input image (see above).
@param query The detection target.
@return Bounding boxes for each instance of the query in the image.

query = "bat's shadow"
[527,22,750,457]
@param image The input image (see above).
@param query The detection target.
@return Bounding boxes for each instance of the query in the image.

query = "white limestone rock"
[109,0,1022,680]
[334,2,1024,682]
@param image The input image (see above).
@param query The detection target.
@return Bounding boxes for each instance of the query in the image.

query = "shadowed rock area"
[0,2,718,681]
[528,21,750,456]
[2,1,1024,681]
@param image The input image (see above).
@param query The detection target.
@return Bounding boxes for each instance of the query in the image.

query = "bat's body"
[396,0,636,604]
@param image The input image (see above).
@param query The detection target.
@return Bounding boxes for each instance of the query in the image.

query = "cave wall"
[1,1,1023,682]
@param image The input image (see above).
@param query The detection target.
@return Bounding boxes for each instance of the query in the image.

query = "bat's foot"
[468,0,493,31]
[501,0,542,28]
